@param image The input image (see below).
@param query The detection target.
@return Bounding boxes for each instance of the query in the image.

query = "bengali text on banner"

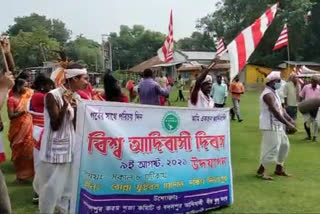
[72,101,233,214]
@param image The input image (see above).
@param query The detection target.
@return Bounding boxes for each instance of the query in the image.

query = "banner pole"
[0,45,9,73]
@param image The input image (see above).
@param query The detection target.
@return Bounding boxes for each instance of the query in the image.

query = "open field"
[1,90,320,213]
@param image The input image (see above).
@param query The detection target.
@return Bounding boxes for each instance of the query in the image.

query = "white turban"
[266,71,281,83]
[51,67,87,87]
[65,68,87,79]
[202,75,212,84]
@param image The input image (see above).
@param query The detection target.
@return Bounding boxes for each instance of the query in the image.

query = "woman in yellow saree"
[7,78,34,183]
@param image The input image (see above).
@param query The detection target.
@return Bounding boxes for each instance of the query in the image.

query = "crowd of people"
[0,41,249,212]
[124,66,320,183]
[257,71,320,180]
[135,68,245,123]
[1,36,320,213]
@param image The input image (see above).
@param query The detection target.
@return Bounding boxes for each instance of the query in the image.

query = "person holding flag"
[189,67,214,108]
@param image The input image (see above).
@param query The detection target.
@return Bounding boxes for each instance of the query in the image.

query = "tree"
[109,25,166,70]
[65,35,103,72]
[301,1,320,62]
[177,31,215,51]
[11,27,60,68]
[8,13,71,44]
[197,0,315,67]
[50,19,71,44]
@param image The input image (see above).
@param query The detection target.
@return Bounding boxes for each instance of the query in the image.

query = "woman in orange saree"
[7,78,34,183]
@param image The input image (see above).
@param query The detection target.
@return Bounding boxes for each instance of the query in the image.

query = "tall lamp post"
[102,34,112,72]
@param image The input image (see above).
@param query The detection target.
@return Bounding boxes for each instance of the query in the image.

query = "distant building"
[23,61,59,81]
[128,50,230,81]
[128,52,186,80]
[23,61,103,87]
[278,61,320,77]
[177,51,217,65]
[176,51,229,80]
[242,61,320,90]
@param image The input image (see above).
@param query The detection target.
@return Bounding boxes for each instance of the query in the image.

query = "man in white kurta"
[37,65,88,214]
[256,72,297,180]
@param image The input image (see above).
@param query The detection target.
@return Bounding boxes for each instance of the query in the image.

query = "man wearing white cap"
[189,67,214,108]
[37,63,88,213]
[256,71,297,180]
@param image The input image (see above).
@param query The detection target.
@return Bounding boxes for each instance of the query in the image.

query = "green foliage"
[302,1,320,62]
[10,27,60,68]
[8,13,71,44]
[109,25,166,70]
[7,14,166,71]
[49,19,71,44]
[176,31,215,51]
[197,0,316,66]
[7,13,103,70]
[65,35,103,72]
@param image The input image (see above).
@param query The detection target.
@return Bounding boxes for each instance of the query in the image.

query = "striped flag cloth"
[227,3,279,80]
[216,37,226,57]
[158,10,174,63]
[293,66,304,84]
[273,24,288,51]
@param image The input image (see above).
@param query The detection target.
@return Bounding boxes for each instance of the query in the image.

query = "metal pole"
[286,24,291,72]
[101,35,105,72]
[109,38,112,71]
[287,40,290,62]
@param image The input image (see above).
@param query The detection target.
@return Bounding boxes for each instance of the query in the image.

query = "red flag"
[216,37,226,57]
[158,10,174,62]
[273,24,288,51]
[227,3,279,79]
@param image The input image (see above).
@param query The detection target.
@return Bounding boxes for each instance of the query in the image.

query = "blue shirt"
[211,83,228,104]
[139,78,171,105]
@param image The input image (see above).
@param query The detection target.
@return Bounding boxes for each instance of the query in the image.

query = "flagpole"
[286,39,290,62]
[286,24,290,72]
[0,45,9,74]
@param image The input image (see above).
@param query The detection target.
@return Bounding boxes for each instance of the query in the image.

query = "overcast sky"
[1,0,218,42]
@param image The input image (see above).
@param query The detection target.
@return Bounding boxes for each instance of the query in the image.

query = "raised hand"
[0,36,11,54]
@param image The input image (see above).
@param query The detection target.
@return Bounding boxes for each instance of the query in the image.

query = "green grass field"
[1,89,320,213]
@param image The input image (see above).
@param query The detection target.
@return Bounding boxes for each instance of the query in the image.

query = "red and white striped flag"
[158,10,174,63]
[273,24,288,51]
[216,37,226,57]
[227,3,279,80]
[293,66,304,84]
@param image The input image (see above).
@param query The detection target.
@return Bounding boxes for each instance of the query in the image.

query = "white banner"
[72,101,233,214]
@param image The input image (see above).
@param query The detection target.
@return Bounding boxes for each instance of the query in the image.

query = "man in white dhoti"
[256,71,297,180]
[37,62,88,214]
